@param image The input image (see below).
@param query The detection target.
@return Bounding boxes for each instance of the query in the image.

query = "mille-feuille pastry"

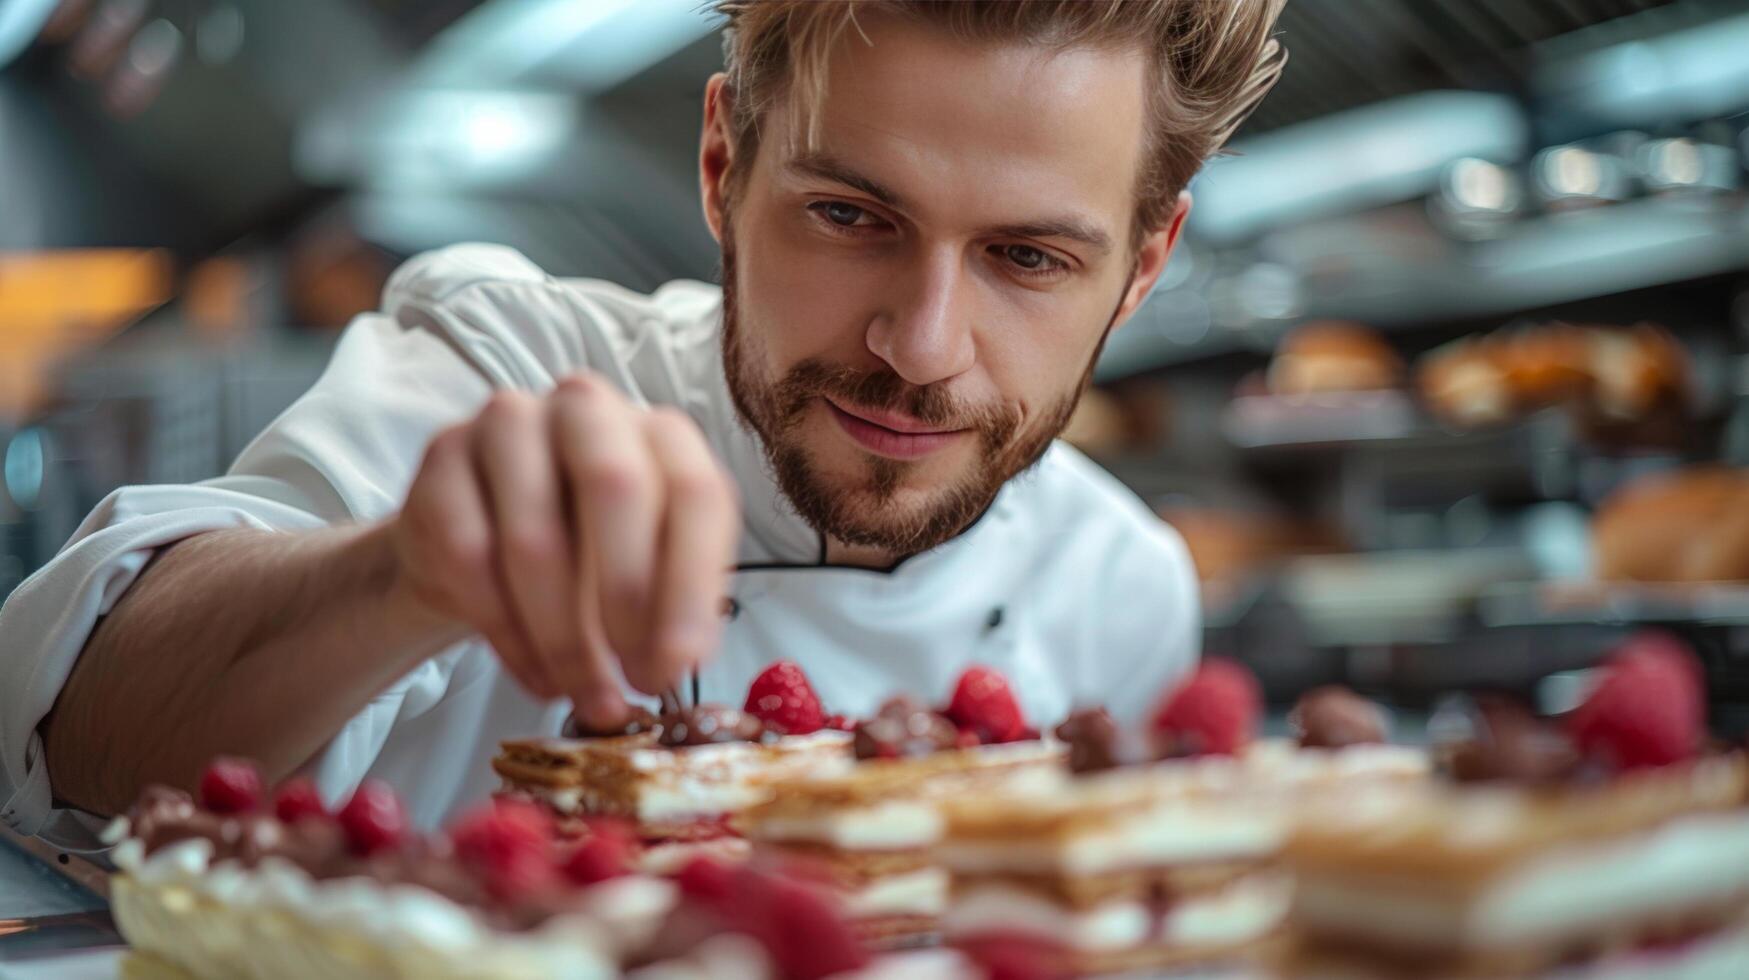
[936,661,1428,976]
[742,667,1063,948]
[1286,633,1749,979]
[494,662,854,871]
[107,757,945,980]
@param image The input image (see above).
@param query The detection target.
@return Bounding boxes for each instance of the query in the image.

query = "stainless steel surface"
[0,827,115,962]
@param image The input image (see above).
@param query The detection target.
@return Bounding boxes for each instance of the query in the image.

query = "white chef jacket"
[0,243,1199,849]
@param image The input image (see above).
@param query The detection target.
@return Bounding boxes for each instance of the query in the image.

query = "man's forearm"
[43,521,466,816]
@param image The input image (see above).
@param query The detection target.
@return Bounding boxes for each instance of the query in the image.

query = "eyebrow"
[785,152,1116,256]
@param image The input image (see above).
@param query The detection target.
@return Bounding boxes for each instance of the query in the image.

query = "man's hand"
[388,373,741,727]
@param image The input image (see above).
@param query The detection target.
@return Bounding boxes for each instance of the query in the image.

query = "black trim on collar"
[732,493,1003,577]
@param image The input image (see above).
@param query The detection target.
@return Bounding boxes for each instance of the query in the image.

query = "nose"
[864,246,976,387]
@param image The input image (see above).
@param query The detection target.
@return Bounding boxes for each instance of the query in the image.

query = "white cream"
[638,838,751,874]
[936,803,1280,876]
[752,800,944,850]
[842,868,949,917]
[941,886,1152,951]
[1161,874,1292,946]
[574,875,679,955]
[1295,809,1749,951]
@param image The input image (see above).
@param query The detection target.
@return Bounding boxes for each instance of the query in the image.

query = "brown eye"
[1004,245,1048,269]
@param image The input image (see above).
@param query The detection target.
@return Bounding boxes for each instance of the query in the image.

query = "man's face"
[712,16,1171,557]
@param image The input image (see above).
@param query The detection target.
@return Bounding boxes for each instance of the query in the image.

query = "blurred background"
[3,0,1749,733]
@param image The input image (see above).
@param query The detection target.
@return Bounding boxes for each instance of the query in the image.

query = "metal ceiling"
[1241,0,1692,136]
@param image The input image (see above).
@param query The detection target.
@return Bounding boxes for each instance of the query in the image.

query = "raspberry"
[452,799,561,901]
[745,660,826,735]
[562,834,631,886]
[673,856,737,905]
[336,780,407,856]
[272,777,328,824]
[199,757,263,814]
[758,875,869,980]
[1567,631,1704,770]
[957,932,1071,980]
[822,714,854,732]
[945,666,1027,744]
[1150,659,1261,757]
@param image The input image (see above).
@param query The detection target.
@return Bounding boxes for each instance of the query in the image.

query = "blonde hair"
[713,0,1289,252]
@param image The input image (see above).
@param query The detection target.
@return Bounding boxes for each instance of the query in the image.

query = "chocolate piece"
[272,819,350,877]
[657,705,765,747]
[235,814,292,867]
[139,810,240,859]
[563,706,661,739]
[1441,696,1581,785]
[1292,686,1390,749]
[126,785,197,844]
[853,697,958,760]
[1054,708,1151,774]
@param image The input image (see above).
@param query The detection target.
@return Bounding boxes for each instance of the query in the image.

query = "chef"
[0,0,1286,846]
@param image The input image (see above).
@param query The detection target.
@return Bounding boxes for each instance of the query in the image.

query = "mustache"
[771,359,1021,443]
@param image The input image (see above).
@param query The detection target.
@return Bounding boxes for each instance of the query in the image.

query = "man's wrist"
[350,519,472,660]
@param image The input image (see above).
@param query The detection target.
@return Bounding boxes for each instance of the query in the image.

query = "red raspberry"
[822,714,855,732]
[956,932,1072,980]
[758,875,869,980]
[452,799,562,900]
[1567,631,1704,770]
[673,856,736,905]
[562,834,631,886]
[945,666,1027,744]
[337,780,407,856]
[745,660,826,735]
[199,757,263,814]
[1150,659,1261,757]
[272,777,328,824]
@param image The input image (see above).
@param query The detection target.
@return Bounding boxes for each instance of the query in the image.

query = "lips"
[824,398,967,461]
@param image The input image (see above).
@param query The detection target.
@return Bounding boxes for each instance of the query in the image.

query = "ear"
[1109,191,1191,332]
[699,73,735,245]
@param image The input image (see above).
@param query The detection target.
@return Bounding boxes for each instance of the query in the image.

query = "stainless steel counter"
[0,828,117,965]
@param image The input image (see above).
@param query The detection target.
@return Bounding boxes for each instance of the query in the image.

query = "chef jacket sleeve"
[0,244,575,849]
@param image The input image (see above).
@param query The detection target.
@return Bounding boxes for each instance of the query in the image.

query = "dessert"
[106,759,953,980]
[1285,635,1749,977]
[936,663,1428,976]
[1593,466,1749,584]
[493,663,853,871]
[1417,321,1692,440]
[742,669,1064,948]
[1267,321,1404,397]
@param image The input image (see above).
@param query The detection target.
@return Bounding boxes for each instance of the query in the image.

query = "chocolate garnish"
[853,696,958,760]
[658,705,765,747]
[1292,686,1390,749]
[563,706,661,739]
[1054,708,1152,774]
[139,810,240,858]
[1441,695,1581,785]
[126,785,196,845]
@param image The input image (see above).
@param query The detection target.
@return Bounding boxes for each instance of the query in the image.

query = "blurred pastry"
[1266,320,1403,396]
[1418,335,1514,427]
[1417,321,1693,441]
[1593,466,1749,583]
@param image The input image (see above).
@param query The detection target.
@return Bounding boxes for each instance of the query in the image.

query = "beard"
[719,224,1113,557]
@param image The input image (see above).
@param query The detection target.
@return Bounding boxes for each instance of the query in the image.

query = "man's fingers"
[553,376,665,682]
[408,422,560,699]
[474,392,585,696]
[643,406,739,688]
